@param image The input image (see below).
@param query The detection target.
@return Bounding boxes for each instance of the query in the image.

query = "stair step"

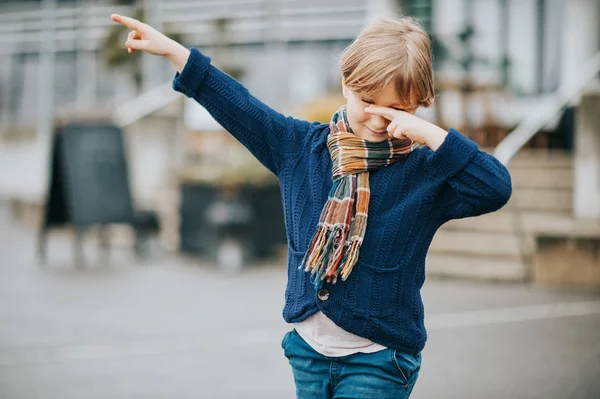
[507,150,573,168]
[441,211,514,233]
[426,253,527,281]
[511,188,572,212]
[509,167,573,189]
[441,211,575,234]
[429,230,523,258]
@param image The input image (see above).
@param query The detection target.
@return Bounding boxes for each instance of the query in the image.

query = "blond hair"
[341,16,435,108]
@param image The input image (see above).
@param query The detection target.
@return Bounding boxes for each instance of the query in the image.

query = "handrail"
[494,51,600,165]
[112,81,182,128]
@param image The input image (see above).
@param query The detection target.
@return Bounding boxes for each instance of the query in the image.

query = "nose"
[369,115,389,131]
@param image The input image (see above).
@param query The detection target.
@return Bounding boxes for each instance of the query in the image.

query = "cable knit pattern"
[173,48,513,355]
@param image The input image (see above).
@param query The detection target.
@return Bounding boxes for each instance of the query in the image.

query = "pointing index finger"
[111,14,144,31]
[364,105,397,120]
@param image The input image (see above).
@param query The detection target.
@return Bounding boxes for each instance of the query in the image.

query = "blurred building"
[0,0,597,128]
[1,0,599,284]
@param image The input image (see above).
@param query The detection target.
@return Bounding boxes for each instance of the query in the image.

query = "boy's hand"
[110,14,190,72]
[364,105,448,151]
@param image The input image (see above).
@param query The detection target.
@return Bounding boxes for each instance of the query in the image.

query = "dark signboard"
[39,121,136,264]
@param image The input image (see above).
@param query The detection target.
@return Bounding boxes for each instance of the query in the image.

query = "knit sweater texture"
[173,48,513,355]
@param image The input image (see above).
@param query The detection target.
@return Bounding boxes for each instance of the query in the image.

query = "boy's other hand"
[364,105,448,151]
[110,14,190,72]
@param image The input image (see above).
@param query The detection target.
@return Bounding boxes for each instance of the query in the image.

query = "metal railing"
[112,81,181,128]
[494,51,600,165]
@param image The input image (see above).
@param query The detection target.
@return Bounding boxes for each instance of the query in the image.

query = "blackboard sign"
[39,121,136,264]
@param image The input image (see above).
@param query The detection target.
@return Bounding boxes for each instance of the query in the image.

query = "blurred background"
[0,0,599,398]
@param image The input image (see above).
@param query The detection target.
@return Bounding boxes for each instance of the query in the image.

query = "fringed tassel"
[301,224,352,287]
[302,226,336,284]
[339,240,361,281]
[323,237,345,283]
[304,227,326,266]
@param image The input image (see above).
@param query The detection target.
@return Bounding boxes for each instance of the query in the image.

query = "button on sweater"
[173,48,513,355]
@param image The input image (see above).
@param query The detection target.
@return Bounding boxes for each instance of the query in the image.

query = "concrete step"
[426,253,527,281]
[508,167,573,189]
[507,150,573,168]
[429,230,524,259]
[441,211,514,233]
[441,210,576,234]
[510,187,572,212]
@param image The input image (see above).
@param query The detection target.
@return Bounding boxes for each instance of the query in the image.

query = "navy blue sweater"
[173,48,512,355]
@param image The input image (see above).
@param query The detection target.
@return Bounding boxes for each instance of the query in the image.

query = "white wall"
[561,0,600,91]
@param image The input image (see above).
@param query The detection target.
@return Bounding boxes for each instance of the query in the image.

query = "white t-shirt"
[292,311,387,357]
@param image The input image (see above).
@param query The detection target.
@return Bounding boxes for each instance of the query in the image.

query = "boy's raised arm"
[111,14,313,175]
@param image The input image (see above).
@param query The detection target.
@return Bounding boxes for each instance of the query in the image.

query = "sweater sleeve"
[172,48,313,175]
[426,129,513,220]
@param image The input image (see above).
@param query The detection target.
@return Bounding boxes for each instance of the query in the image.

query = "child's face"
[342,82,417,142]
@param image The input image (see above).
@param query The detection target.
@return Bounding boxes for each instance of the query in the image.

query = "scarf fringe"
[300,230,361,286]
[301,225,349,285]
[339,240,360,281]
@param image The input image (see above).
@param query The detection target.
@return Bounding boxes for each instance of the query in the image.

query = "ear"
[342,84,348,99]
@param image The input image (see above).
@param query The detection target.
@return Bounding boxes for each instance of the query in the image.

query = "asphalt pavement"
[0,212,599,399]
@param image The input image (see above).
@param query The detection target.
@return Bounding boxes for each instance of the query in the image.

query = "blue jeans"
[282,329,421,399]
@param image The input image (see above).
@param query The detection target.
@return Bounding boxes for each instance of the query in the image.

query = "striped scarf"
[301,105,416,285]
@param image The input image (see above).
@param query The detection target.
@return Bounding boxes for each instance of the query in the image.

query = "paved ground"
[0,210,599,398]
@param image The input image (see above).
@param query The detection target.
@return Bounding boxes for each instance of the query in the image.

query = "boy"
[111,13,512,398]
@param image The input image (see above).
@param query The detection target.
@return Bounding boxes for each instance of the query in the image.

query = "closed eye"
[361,98,405,111]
